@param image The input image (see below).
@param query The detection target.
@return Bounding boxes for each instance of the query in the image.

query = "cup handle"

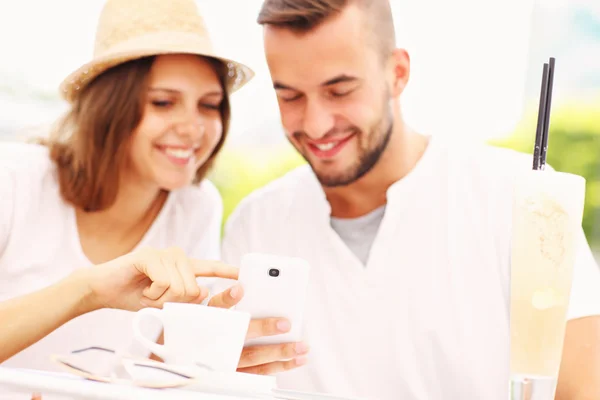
[132,308,167,360]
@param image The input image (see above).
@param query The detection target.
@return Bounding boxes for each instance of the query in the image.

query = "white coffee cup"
[132,303,251,372]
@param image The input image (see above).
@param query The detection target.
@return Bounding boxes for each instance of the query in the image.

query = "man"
[222,1,600,399]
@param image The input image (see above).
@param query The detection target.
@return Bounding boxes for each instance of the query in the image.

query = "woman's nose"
[174,118,205,141]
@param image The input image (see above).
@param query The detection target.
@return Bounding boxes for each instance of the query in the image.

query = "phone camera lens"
[269,268,280,277]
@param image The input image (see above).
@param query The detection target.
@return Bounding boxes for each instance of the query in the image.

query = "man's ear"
[388,48,410,97]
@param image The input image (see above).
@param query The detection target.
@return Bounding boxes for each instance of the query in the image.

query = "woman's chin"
[155,175,195,192]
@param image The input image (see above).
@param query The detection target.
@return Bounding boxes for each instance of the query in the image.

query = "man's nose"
[302,99,334,140]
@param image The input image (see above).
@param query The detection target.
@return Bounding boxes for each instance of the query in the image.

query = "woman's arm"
[0,270,95,363]
[0,247,239,364]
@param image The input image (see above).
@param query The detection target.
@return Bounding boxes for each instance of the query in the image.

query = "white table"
[0,367,361,400]
[0,367,268,400]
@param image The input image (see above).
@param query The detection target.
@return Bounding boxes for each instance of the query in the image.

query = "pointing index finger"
[191,259,239,280]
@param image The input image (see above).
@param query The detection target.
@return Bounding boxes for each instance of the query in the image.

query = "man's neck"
[324,126,429,219]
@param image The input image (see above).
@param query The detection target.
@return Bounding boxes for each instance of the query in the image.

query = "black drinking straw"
[532,63,549,170]
[540,57,555,169]
[532,57,556,170]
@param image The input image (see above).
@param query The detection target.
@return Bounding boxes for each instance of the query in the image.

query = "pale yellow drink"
[510,170,585,381]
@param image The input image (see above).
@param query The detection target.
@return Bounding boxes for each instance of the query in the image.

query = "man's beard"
[291,103,394,188]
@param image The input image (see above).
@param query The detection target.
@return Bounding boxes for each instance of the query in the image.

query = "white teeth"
[164,148,194,159]
[315,142,337,151]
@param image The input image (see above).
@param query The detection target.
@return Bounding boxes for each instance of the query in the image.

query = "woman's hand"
[83,247,239,312]
[0,247,239,364]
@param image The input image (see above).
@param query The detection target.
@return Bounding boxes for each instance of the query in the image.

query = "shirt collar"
[301,134,439,218]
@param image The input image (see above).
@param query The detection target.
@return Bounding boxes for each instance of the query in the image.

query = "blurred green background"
[209,142,306,229]
[210,98,600,249]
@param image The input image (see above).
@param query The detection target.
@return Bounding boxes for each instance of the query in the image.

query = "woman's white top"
[0,142,223,398]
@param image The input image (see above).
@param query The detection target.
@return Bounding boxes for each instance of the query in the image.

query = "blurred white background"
[1,0,600,247]
[3,0,589,144]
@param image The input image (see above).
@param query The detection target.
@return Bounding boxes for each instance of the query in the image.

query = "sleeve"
[186,182,223,261]
[184,181,224,295]
[0,167,15,256]
[221,210,249,267]
[208,204,251,298]
[566,227,600,320]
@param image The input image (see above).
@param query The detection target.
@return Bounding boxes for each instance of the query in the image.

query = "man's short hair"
[257,0,397,59]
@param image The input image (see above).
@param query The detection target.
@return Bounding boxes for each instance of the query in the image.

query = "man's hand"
[207,284,244,309]
[206,283,310,375]
[237,318,309,375]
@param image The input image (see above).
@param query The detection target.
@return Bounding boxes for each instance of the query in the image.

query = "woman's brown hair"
[40,55,230,212]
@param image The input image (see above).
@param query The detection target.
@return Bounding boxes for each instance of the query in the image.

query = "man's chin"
[302,154,357,187]
[313,169,357,188]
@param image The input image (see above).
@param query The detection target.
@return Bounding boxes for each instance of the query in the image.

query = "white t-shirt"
[221,136,600,400]
[330,205,386,265]
[0,142,223,399]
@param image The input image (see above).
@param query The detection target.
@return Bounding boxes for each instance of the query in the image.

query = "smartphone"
[235,253,311,346]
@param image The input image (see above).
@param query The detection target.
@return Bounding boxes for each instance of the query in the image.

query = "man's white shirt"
[221,136,600,400]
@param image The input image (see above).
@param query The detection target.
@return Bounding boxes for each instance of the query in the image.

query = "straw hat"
[59,0,255,103]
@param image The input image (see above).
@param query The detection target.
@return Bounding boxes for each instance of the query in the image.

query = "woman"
[0,0,253,381]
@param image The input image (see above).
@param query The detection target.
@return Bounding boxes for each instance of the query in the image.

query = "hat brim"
[59,31,255,103]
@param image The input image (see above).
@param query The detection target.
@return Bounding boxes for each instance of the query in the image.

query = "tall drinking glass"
[509,169,586,399]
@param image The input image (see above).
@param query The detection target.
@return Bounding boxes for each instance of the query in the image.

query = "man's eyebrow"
[322,75,359,86]
[273,75,359,91]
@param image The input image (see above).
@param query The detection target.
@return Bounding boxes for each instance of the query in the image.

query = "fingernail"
[199,286,208,298]
[230,285,239,299]
[295,342,309,354]
[276,320,291,332]
[295,356,308,366]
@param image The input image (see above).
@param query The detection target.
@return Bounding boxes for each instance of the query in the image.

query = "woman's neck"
[76,179,167,239]
[74,178,169,264]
